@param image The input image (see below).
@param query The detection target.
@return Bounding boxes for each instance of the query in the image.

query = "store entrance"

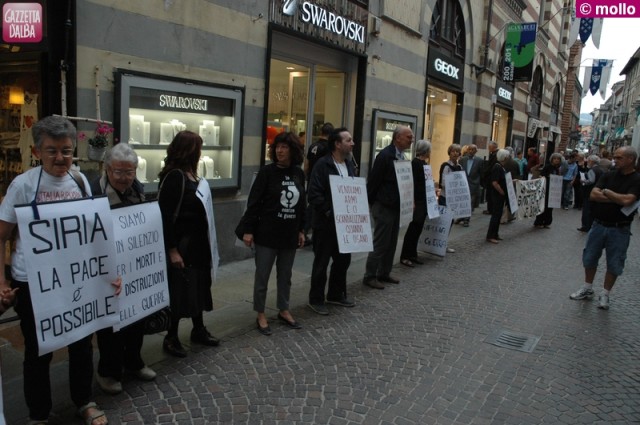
[267,58,347,156]
[424,86,460,174]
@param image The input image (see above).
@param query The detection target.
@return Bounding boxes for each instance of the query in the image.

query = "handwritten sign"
[424,165,440,219]
[112,202,168,331]
[548,175,563,209]
[417,205,454,257]
[444,171,471,219]
[16,197,118,355]
[505,172,518,214]
[515,178,546,219]
[329,175,373,253]
[195,179,220,280]
[394,160,414,227]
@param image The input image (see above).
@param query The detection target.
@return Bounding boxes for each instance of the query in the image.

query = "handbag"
[143,307,171,334]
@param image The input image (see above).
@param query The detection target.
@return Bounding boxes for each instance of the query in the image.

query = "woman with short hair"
[486,149,510,244]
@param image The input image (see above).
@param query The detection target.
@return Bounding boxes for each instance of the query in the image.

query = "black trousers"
[309,224,351,304]
[400,204,427,260]
[13,281,93,421]
[486,193,505,239]
[96,320,145,380]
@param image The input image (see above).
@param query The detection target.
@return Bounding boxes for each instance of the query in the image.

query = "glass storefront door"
[424,86,458,174]
[492,106,509,148]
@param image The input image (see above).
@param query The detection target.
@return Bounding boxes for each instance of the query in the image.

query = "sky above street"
[578,18,639,114]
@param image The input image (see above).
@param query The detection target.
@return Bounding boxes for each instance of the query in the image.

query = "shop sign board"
[495,81,514,108]
[3,2,43,43]
[427,49,464,90]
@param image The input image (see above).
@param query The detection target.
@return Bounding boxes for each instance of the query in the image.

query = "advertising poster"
[329,175,373,253]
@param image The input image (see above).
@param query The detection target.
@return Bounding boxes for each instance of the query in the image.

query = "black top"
[244,163,306,249]
[306,138,329,179]
[308,153,357,230]
[411,157,427,207]
[593,169,640,222]
[367,143,403,208]
[490,163,507,195]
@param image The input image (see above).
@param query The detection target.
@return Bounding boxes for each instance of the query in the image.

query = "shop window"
[429,0,465,59]
[528,67,543,118]
[424,86,458,172]
[492,107,509,147]
[550,84,560,125]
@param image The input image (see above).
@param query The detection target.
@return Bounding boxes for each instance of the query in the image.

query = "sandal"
[77,402,108,425]
[400,259,414,268]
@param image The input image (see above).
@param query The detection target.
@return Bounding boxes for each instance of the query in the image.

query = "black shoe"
[278,313,302,329]
[378,275,400,284]
[326,297,355,307]
[577,227,588,232]
[163,336,187,358]
[190,327,220,346]
[308,303,330,315]
[256,319,272,336]
[363,277,384,289]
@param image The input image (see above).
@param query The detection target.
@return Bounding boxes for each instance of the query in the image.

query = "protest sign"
[394,160,414,228]
[548,174,563,209]
[417,205,454,257]
[329,175,373,253]
[424,165,440,219]
[515,178,546,219]
[505,172,518,214]
[16,197,118,355]
[444,171,471,219]
[112,202,168,331]
[195,179,220,279]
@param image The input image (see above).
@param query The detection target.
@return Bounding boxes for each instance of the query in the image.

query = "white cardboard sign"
[329,175,373,253]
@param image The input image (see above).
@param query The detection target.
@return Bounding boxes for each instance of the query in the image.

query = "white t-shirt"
[0,166,91,282]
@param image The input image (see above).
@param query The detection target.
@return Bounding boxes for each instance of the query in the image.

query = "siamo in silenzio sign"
[283,0,365,44]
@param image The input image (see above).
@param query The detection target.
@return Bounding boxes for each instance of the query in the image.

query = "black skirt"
[167,265,213,318]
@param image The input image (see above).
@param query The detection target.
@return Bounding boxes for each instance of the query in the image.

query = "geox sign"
[427,49,464,90]
[281,0,365,44]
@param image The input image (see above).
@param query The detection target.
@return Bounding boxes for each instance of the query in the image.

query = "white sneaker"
[569,287,594,300]
[134,365,157,381]
[598,294,610,310]
[96,374,123,394]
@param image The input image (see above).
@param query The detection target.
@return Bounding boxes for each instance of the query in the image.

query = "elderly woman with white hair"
[91,143,156,395]
[400,139,431,267]
[486,149,510,244]
[533,152,563,229]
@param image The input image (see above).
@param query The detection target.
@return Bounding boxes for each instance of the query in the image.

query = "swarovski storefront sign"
[495,81,514,108]
[427,49,464,91]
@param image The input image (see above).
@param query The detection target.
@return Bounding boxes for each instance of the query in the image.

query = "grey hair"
[505,146,514,155]
[550,152,563,162]
[104,143,139,167]
[32,115,77,149]
[415,139,431,156]
[489,141,498,149]
[496,149,510,162]
[587,155,600,164]
[392,125,410,142]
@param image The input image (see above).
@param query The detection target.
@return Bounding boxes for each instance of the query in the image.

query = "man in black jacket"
[307,128,357,314]
[362,125,414,288]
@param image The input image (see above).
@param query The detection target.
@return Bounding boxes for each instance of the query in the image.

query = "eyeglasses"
[43,148,74,158]
[110,169,136,178]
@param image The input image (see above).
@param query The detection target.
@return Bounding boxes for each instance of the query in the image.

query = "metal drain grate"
[485,329,540,353]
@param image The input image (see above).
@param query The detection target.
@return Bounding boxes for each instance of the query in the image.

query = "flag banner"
[582,66,593,98]
[424,165,440,219]
[515,178,546,219]
[503,22,537,82]
[579,18,594,44]
[417,205,454,257]
[598,59,613,99]
[329,175,373,253]
[394,161,414,228]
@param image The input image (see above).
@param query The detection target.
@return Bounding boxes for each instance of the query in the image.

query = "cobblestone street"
[4,207,640,424]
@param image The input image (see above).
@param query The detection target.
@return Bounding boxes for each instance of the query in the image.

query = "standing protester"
[158,131,219,358]
[482,141,498,214]
[570,146,640,310]
[307,128,357,314]
[458,144,484,227]
[93,143,156,395]
[303,123,333,245]
[485,149,510,244]
[561,153,578,210]
[577,155,604,232]
[241,132,306,335]
[514,149,527,179]
[573,152,586,209]
[0,116,115,425]
[400,140,431,266]
[438,144,462,253]
[362,125,414,289]
[533,153,563,229]
[525,147,540,179]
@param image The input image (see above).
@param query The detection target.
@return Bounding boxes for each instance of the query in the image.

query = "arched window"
[528,67,543,118]
[550,83,561,125]
[429,0,466,59]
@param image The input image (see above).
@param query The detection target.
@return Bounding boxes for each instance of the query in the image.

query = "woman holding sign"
[158,131,219,357]
[486,149,510,244]
[92,143,156,394]
[240,132,306,336]
[400,139,431,267]
[438,144,462,253]
[533,153,563,229]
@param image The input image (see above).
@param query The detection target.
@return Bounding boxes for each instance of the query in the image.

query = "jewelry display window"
[116,71,243,190]
[371,109,417,166]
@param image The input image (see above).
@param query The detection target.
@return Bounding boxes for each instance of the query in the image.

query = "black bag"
[143,307,171,334]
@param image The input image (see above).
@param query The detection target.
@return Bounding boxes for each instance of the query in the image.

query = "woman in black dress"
[158,130,219,357]
[533,153,563,229]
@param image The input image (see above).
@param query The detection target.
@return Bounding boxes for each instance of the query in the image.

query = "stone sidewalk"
[3,207,640,424]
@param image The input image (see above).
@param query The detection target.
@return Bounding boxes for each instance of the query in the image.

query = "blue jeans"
[582,222,632,276]
[561,180,573,208]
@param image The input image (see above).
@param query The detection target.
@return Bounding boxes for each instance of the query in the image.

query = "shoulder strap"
[159,169,186,224]
[69,170,89,198]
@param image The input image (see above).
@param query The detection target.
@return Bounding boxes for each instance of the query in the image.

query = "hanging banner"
[394,160,414,228]
[195,178,220,280]
[424,165,440,219]
[15,197,119,355]
[548,174,563,209]
[112,202,169,331]
[515,178,546,219]
[503,22,537,82]
[443,171,471,219]
[505,172,518,214]
[329,175,373,253]
[417,205,454,257]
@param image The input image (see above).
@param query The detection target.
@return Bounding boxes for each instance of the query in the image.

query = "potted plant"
[82,122,114,161]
